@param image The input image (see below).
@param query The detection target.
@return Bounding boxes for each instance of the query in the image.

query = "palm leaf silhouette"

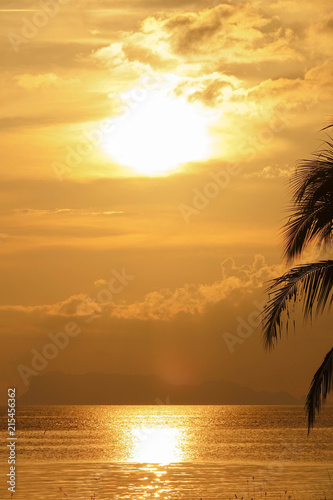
[283,142,333,262]
[262,134,333,431]
[306,348,333,432]
[263,261,333,349]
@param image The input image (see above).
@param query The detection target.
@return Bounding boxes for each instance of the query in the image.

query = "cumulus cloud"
[0,255,282,323]
[90,3,300,74]
[86,0,332,138]
[113,255,282,320]
[92,43,126,68]
[140,3,299,65]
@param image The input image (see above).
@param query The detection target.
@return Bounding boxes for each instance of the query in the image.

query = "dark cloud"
[164,7,228,53]
[173,74,235,104]
[122,42,176,70]
[191,79,233,104]
[322,15,333,30]
[217,59,305,82]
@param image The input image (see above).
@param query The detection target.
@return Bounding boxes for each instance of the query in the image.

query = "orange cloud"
[0,256,283,322]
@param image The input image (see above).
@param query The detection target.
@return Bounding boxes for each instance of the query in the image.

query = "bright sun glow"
[131,426,181,463]
[102,90,212,175]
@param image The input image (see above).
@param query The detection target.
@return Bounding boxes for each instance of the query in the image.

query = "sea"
[0,405,332,499]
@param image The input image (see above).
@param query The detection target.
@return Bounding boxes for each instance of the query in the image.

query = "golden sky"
[1,0,333,401]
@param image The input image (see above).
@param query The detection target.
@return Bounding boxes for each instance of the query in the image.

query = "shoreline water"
[0,405,332,499]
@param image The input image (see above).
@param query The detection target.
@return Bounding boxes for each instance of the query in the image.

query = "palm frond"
[306,347,333,432]
[262,260,333,350]
[283,142,333,262]
[321,122,333,131]
[283,203,333,262]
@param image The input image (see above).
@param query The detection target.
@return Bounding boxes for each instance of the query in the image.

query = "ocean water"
[0,405,332,499]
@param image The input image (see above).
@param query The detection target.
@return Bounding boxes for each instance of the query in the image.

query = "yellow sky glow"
[1,0,333,401]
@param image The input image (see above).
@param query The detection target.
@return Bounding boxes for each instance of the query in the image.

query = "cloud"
[173,72,238,105]
[244,164,294,179]
[92,43,125,68]
[88,1,301,81]
[2,1,331,159]
[163,6,229,54]
[90,3,299,73]
[0,294,100,319]
[152,3,299,65]
[0,255,282,323]
[13,209,124,216]
[109,255,283,320]
[94,279,108,287]
[321,14,333,31]
[14,73,77,90]
[85,2,325,137]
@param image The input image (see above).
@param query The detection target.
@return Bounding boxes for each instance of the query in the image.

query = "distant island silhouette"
[19,372,304,405]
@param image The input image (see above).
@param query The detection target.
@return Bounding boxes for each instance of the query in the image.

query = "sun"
[102,89,212,175]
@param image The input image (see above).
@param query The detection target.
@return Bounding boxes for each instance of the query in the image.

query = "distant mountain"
[19,372,303,405]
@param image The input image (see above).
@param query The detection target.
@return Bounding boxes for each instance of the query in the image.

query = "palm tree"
[262,135,333,432]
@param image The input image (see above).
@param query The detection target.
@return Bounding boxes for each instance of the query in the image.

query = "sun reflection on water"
[130,426,182,464]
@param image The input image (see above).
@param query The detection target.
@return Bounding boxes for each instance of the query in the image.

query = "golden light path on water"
[130,426,182,464]
[122,413,184,498]
[129,426,182,499]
